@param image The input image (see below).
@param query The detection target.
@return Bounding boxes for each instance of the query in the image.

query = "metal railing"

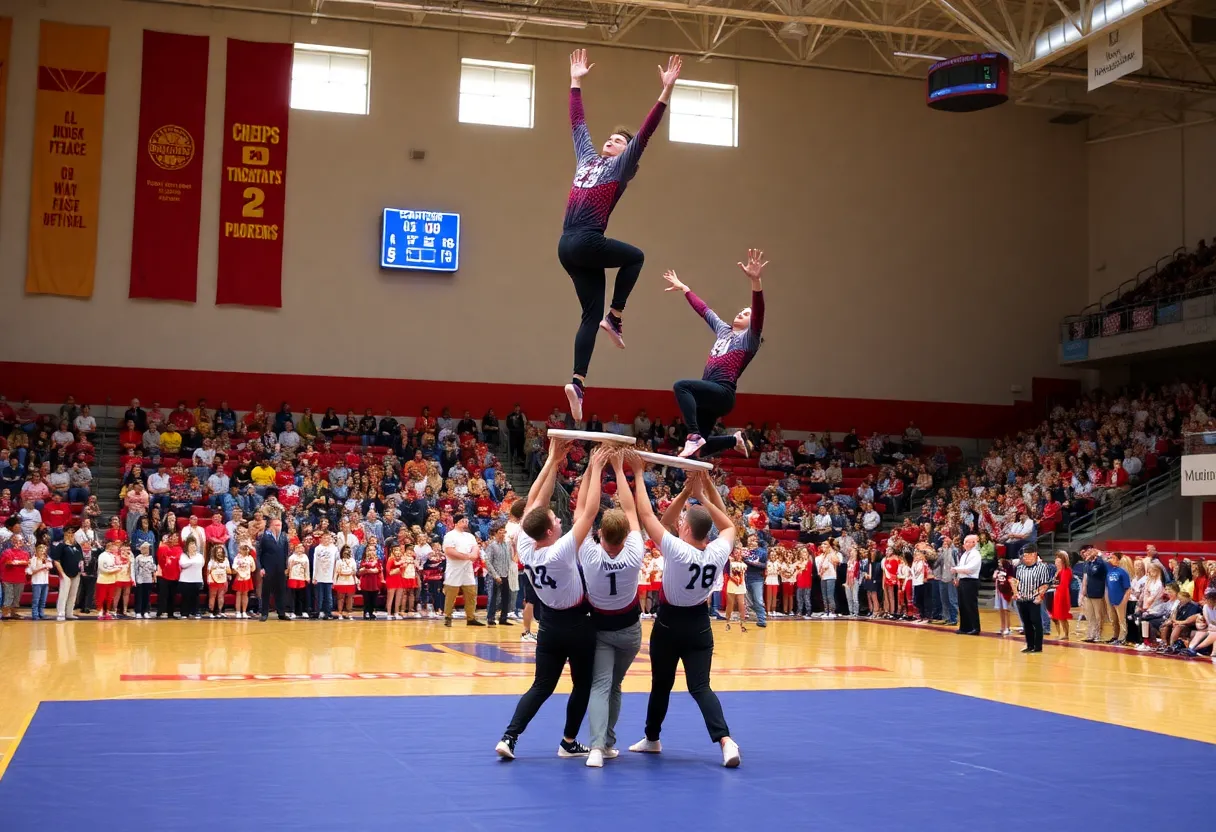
[1057,463,1181,542]
[1183,431,1216,455]
[1060,282,1216,343]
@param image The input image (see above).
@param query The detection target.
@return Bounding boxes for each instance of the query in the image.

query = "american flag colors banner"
[216,38,292,308]
[129,30,210,302]
[25,21,110,298]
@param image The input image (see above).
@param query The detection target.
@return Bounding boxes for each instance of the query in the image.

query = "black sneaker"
[558,738,590,758]
[495,734,517,760]
[467,619,486,627]
[444,618,452,627]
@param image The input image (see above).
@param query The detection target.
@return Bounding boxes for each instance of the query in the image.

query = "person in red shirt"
[156,532,183,619]
[1,543,31,619]
[118,420,143,454]
[168,402,196,432]
[104,515,128,544]
[358,549,382,620]
[42,494,72,536]
[204,513,229,549]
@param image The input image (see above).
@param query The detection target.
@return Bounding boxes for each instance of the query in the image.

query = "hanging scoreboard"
[380,208,460,272]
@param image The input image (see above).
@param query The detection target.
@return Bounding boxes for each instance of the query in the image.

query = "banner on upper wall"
[0,18,13,204]
[1088,19,1143,91]
[216,38,291,308]
[26,21,110,298]
[129,30,210,302]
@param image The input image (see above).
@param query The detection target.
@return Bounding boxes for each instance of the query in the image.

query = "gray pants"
[56,574,81,618]
[589,621,642,751]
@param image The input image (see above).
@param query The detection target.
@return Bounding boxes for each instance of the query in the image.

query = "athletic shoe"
[286,613,296,620]
[628,738,662,754]
[720,737,741,768]
[585,749,605,768]
[558,739,590,758]
[603,747,619,759]
[521,631,536,642]
[467,619,486,627]
[56,616,65,622]
[734,431,751,457]
[487,620,497,627]
[1135,643,1152,652]
[599,316,625,349]
[495,735,517,761]
[564,383,584,422]
[444,618,453,628]
[679,435,706,458]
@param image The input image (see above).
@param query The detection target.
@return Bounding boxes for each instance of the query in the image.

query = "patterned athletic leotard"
[685,289,765,389]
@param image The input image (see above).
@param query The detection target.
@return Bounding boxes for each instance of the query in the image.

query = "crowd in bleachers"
[1,383,1214,661]
[1113,238,1216,308]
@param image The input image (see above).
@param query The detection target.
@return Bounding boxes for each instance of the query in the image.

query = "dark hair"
[509,498,526,520]
[611,126,634,142]
[521,506,554,541]
[452,513,465,525]
[685,505,712,541]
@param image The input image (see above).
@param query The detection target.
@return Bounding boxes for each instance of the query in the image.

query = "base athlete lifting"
[560,48,683,422]
[662,249,768,459]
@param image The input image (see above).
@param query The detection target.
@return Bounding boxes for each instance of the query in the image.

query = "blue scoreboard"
[380,208,460,272]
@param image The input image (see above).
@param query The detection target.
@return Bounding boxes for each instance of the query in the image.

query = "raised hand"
[658,55,683,88]
[738,249,768,281]
[662,270,689,294]
[624,449,646,472]
[590,445,613,469]
[570,49,594,81]
[549,437,573,459]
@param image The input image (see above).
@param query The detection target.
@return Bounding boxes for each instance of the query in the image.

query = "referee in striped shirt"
[1012,548,1052,653]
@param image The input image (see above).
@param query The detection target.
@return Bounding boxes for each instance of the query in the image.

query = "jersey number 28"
[685,564,717,590]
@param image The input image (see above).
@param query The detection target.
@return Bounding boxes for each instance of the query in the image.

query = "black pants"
[504,610,594,740]
[262,569,288,618]
[134,583,153,616]
[558,229,644,378]
[912,584,927,619]
[157,577,177,617]
[1017,599,1044,650]
[361,590,378,616]
[957,578,980,633]
[76,576,95,612]
[644,605,730,743]
[292,587,308,616]
[672,379,738,457]
[179,582,201,617]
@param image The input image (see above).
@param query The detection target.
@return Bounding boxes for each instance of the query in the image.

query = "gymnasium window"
[669,80,738,147]
[459,59,535,129]
[291,44,370,115]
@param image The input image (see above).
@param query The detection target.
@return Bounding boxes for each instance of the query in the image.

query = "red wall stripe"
[0,361,1077,439]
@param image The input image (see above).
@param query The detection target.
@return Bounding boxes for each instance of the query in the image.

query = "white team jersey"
[579,531,644,612]
[517,530,585,610]
[659,533,733,607]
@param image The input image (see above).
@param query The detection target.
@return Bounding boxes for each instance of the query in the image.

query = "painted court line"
[119,665,888,683]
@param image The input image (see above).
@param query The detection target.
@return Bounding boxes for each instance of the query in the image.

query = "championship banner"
[25,21,110,298]
[0,18,13,202]
[130,30,209,302]
[216,38,291,307]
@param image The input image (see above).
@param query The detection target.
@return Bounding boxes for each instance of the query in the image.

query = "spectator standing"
[742,539,768,627]
[484,524,513,625]
[1078,546,1109,642]
[1104,552,1132,644]
[952,534,982,634]
[52,527,84,620]
[441,515,485,627]
[257,517,292,621]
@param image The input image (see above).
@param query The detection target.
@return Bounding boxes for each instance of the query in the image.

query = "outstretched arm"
[568,49,597,164]
[572,447,610,547]
[525,438,570,515]
[615,55,682,177]
[630,455,668,545]
[664,270,728,336]
[613,452,640,532]
[739,249,768,344]
[660,478,693,535]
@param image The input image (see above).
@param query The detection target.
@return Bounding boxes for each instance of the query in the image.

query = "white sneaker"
[628,738,662,754]
[720,737,741,768]
[734,431,751,457]
[287,613,297,620]
[563,383,584,422]
[586,749,604,768]
[56,615,65,621]
[678,435,706,458]
[603,747,619,759]
[521,632,537,642]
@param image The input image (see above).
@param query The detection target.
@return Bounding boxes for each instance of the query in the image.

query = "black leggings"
[558,230,644,378]
[361,590,378,616]
[644,605,730,743]
[504,611,595,740]
[673,379,737,457]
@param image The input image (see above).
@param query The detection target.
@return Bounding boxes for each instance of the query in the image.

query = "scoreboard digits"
[380,208,460,272]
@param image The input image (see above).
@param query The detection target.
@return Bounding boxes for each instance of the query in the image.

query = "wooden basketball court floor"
[1,610,1212,829]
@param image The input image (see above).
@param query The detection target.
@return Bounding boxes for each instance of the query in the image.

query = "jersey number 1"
[607,572,618,596]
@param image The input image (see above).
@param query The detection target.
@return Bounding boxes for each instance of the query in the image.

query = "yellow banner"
[0,18,12,202]
[25,21,110,298]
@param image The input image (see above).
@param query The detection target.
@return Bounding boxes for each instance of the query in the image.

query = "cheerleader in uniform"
[897,555,913,620]
[286,545,311,619]
[638,552,654,618]
[764,554,780,617]
[881,551,901,619]
[779,555,797,617]
[333,546,358,620]
[725,551,748,632]
[114,544,134,618]
[358,549,383,620]
[385,543,406,620]
[401,546,420,619]
[231,545,256,619]
[648,553,664,617]
[206,545,232,618]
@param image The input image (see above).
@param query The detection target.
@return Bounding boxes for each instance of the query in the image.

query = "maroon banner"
[216,38,291,307]
[129,30,209,301]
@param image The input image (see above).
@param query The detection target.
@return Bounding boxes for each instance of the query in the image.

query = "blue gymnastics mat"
[2,689,1210,831]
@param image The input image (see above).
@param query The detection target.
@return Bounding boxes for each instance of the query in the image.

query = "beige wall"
[1087,121,1216,305]
[0,0,1087,406]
